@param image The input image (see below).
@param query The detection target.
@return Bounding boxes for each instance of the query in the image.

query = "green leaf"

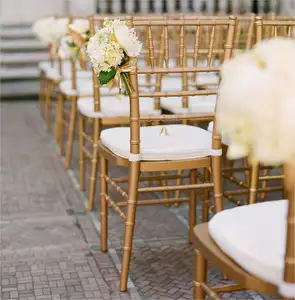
[72,48,80,61]
[99,67,117,85]
[67,41,77,48]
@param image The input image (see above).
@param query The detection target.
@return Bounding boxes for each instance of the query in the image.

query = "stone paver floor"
[1,101,280,300]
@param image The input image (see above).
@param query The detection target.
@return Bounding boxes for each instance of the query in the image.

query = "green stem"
[121,72,134,96]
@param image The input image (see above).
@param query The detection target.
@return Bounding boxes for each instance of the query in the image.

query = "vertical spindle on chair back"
[89,16,101,113]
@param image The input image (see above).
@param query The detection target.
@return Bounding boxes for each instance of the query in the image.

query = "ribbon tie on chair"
[68,28,88,70]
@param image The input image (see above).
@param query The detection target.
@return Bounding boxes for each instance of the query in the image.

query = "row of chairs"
[36,13,295,298]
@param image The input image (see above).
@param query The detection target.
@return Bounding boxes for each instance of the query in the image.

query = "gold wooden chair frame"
[192,18,295,300]
[54,16,93,168]
[39,17,63,123]
[39,16,73,133]
[76,14,166,210]
[96,16,236,291]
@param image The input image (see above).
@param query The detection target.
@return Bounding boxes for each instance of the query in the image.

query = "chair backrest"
[89,14,169,113]
[125,16,236,159]
[256,17,295,41]
[254,18,295,291]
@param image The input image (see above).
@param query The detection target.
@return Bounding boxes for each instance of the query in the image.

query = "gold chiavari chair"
[38,16,69,121]
[77,14,165,211]
[192,18,295,300]
[97,16,236,291]
[39,16,94,133]
[158,14,255,209]
[54,16,97,168]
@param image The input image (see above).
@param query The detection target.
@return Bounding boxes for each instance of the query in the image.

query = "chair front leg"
[203,167,210,223]
[193,249,208,300]
[88,118,101,211]
[39,71,45,116]
[120,161,140,292]
[65,96,77,169]
[189,169,197,244]
[248,162,259,205]
[79,114,86,191]
[55,92,65,156]
[45,79,53,132]
[212,155,223,213]
[100,154,108,252]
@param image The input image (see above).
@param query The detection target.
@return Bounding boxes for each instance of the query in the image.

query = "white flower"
[52,18,69,41]
[87,34,124,73]
[32,17,68,45]
[113,21,142,57]
[69,19,90,36]
[58,35,74,59]
[32,17,56,45]
[217,38,295,165]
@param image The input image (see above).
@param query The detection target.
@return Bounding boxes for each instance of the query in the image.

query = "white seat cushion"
[60,78,93,96]
[39,60,92,81]
[209,200,294,297]
[161,95,216,114]
[160,76,195,92]
[101,125,216,161]
[59,79,119,97]
[208,121,231,146]
[77,96,161,118]
[46,68,92,81]
[195,73,219,87]
[160,74,218,92]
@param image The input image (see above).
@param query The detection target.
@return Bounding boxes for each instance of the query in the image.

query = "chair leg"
[193,249,207,300]
[249,163,259,205]
[260,168,269,201]
[120,161,140,292]
[79,114,86,191]
[45,80,53,132]
[212,156,223,213]
[100,154,108,252]
[174,169,183,207]
[203,167,210,223]
[39,71,45,115]
[65,96,77,169]
[41,76,47,119]
[55,92,65,156]
[189,169,197,244]
[88,118,101,211]
[243,157,250,186]
[283,164,288,199]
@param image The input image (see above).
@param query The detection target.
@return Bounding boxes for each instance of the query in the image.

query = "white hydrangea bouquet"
[32,17,68,52]
[58,19,91,65]
[86,19,142,95]
[217,38,295,165]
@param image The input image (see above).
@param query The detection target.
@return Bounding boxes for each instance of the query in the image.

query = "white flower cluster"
[86,19,142,74]
[68,19,90,39]
[57,19,91,60]
[217,38,295,165]
[58,35,75,59]
[32,17,68,45]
